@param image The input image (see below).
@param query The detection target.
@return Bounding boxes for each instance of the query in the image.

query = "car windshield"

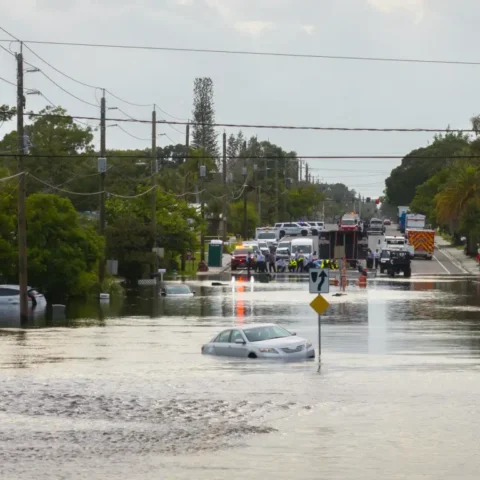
[233,249,249,255]
[341,219,355,225]
[243,325,292,342]
[258,242,268,249]
[291,245,312,254]
[381,250,391,258]
[387,239,405,245]
[278,242,290,249]
[258,233,276,240]
[166,285,191,294]
[371,220,382,225]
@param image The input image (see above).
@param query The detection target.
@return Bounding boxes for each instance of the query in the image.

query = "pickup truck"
[368,218,385,235]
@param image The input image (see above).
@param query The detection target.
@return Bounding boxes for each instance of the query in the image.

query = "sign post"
[309,269,330,367]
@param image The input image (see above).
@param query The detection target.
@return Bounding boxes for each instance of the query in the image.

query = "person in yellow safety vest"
[331,259,339,270]
[288,258,297,273]
[321,259,331,269]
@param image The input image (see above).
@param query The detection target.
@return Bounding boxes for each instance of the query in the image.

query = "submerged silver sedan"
[202,323,315,360]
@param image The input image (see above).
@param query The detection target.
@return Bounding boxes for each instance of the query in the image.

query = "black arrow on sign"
[318,271,327,291]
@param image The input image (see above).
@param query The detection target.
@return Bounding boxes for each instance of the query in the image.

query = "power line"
[3,38,480,67]
[25,112,476,133]
[2,152,480,161]
[23,43,99,90]
[0,75,18,88]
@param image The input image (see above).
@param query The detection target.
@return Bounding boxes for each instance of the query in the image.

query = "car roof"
[0,285,34,290]
[219,323,278,332]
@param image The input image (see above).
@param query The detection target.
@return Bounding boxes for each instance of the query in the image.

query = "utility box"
[208,240,223,267]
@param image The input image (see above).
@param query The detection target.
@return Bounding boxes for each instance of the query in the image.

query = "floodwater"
[1,276,480,480]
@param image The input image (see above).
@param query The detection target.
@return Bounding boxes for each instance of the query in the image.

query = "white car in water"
[0,285,46,308]
[202,323,315,360]
[160,284,195,297]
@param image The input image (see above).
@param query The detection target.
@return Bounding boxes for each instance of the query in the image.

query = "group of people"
[246,248,340,274]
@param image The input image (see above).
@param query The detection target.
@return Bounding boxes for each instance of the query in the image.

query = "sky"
[1,0,479,198]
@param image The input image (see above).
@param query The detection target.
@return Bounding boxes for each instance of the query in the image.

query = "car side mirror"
[291,332,297,336]
[161,290,166,296]
[192,291,196,295]
[235,338,246,345]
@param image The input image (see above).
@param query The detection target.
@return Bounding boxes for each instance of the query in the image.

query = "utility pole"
[222,132,227,244]
[151,108,158,274]
[283,161,287,220]
[16,43,28,324]
[242,147,248,240]
[184,122,190,198]
[275,159,279,222]
[305,163,309,184]
[98,90,106,286]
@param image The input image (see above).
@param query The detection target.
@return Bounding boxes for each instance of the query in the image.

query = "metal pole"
[318,313,322,362]
[16,44,28,324]
[151,108,158,274]
[98,91,106,286]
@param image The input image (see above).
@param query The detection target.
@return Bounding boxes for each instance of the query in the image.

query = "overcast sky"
[1,0,479,197]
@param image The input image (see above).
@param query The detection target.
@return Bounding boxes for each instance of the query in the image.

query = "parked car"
[383,219,392,226]
[274,222,310,238]
[160,284,195,297]
[231,246,253,271]
[202,323,315,360]
[0,285,46,308]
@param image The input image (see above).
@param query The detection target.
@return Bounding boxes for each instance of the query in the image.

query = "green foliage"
[228,201,259,238]
[192,77,219,158]
[0,105,16,122]
[385,133,469,206]
[286,185,324,219]
[106,188,203,283]
[0,189,103,298]
[25,194,103,299]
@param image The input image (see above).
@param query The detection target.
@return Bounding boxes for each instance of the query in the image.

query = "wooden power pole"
[151,108,158,274]
[98,90,106,286]
[222,132,227,244]
[16,43,28,324]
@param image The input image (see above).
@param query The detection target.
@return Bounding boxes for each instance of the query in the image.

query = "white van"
[290,238,314,261]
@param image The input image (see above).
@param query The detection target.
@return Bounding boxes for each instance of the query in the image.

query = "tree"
[0,192,103,299]
[191,78,219,158]
[0,105,16,122]
[0,106,95,206]
[228,201,259,238]
[0,171,18,282]
[106,188,203,282]
[435,163,480,252]
[287,185,324,219]
[384,132,469,207]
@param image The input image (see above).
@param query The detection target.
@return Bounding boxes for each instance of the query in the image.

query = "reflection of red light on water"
[236,284,245,321]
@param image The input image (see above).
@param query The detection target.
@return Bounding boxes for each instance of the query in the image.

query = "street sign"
[310,294,330,315]
[309,268,330,294]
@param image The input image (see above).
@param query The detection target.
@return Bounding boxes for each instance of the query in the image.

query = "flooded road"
[1,277,480,479]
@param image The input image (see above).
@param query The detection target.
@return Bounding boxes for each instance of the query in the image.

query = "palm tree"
[435,163,480,252]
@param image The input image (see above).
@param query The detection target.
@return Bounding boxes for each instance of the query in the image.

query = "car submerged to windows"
[202,323,315,360]
[0,285,46,308]
[160,284,195,297]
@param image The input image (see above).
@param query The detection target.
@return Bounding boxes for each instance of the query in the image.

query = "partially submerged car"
[160,284,195,297]
[202,323,315,360]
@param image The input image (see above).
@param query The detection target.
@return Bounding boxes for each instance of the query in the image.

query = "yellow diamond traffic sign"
[310,294,330,315]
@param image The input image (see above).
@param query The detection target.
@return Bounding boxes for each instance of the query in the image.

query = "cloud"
[234,20,274,35]
[302,25,316,35]
[367,0,425,23]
